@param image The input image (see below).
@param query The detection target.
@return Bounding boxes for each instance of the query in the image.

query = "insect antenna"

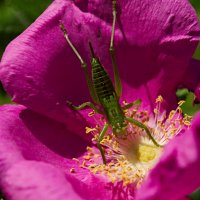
[59,21,85,65]
[88,42,96,58]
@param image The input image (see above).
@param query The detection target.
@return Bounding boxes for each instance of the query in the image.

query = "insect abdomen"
[92,59,115,100]
[91,57,126,133]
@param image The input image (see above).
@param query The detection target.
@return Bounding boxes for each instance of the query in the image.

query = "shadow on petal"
[19,108,91,160]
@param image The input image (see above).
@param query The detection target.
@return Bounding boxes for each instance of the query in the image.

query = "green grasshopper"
[60,0,160,164]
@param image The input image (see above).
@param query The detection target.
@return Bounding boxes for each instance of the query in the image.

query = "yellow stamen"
[156,95,163,103]
[85,127,97,134]
[73,96,192,187]
[178,100,185,106]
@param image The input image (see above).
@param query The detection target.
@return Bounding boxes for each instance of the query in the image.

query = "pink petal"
[0,105,91,199]
[136,112,200,200]
[177,197,190,200]
[195,83,200,102]
[2,161,82,200]
[0,104,91,171]
[0,0,199,122]
[0,105,134,199]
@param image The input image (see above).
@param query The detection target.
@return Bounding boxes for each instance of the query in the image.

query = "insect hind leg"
[109,0,122,98]
[126,117,162,147]
[60,22,99,104]
[97,123,109,164]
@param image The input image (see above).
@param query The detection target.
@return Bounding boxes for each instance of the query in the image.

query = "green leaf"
[176,88,189,100]
[0,0,51,57]
[189,189,200,200]
[193,43,200,60]
[190,0,200,17]
[189,1,200,59]
[0,0,52,103]
[176,89,200,116]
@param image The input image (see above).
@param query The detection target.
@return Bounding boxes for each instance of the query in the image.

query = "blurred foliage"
[193,42,200,60]
[190,0,200,17]
[176,88,200,116]
[0,0,51,104]
[0,192,5,200]
[190,0,200,59]
[0,0,52,56]
[189,189,200,200]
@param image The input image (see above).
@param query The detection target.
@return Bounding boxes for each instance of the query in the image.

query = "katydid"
[60,0,160,164]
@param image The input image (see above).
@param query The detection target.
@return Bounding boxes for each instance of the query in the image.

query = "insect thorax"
[101,95,126,135]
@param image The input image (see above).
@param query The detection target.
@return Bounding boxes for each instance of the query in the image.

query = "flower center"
[71,96,191,187]
[137,144,156,162]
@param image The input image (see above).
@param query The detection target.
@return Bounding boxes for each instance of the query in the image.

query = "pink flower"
[0,0,200,199]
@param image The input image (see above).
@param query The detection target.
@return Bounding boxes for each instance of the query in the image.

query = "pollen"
[76,96,192,187]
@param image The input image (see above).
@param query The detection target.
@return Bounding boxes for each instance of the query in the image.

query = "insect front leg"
[60,22,99,104]
[109,0,122,98]
[67,101,103,114]
[97,123,109,164]
[122,99,142,110]
[126,117,162,147]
